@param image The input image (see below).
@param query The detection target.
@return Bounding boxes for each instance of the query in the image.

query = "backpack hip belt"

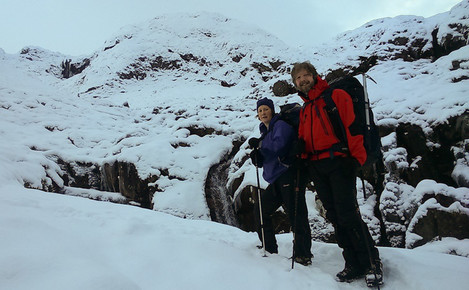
[304,142,349,160]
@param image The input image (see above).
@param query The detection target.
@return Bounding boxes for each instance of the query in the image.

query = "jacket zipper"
[315,105,330,136]
[310,103,315,153]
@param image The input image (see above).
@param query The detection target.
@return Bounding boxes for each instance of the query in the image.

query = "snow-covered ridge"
[74,12,301,98]
[311,0,469,69]
[0,11,306,220]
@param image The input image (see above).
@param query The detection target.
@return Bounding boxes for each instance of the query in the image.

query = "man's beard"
[298,80,314,94]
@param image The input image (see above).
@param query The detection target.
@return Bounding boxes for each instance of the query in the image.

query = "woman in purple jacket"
[249,97,313,265]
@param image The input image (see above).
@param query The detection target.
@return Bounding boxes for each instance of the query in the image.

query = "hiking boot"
[365,260,383,287]
[256,244,278,254]
[336,265,365,282]
[294,256,312,266]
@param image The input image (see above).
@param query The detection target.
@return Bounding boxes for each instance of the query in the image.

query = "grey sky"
[0,0,462,56]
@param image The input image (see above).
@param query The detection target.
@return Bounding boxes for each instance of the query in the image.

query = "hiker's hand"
[294,139,306,156]
[250,149,262,167]
[294,157,305,169]
[248,137,261,149]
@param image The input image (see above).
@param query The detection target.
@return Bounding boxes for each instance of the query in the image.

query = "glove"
[293,139,306,156]
[248,137,261,149]
[250,149,263,167]
[293,156,305,169]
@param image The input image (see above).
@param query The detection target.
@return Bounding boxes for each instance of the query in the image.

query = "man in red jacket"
[291,62,383,286]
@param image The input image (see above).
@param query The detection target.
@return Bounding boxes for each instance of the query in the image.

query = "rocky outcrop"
[379,115,469,248]
[47,159,158,208]
[61,58,91,79]
[396,123,457,187]
[272,80,296,97]
[404,181,469,248]
[101,162,157,208]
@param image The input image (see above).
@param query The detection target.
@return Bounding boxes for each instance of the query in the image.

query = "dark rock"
[185,125,224,137]
[272,80,296,97]
[102,162,157,208]
[395,123,450,187]
[233,185,290,234]
[251,62,272,74]
[269,60,285,71]
[233,185,256,232]
[410,208,469,248]
[432,27,468,61]
[61,58,91,79]
[231,54,245,63]
[325,68,353,82]
[56,159,101,189]
[221,80,235,87]
[149,56,181,70]
[117,70,147,80]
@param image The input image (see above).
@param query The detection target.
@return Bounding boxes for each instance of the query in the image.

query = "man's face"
[294,69,315,94]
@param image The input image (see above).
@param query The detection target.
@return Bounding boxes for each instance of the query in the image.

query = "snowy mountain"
[1,1,469,289]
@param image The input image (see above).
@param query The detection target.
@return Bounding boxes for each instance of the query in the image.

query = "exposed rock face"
[101,162,157,209]
[410,207,469,248]
[379,117,469,248]
[404,182,469,248]
[396,123,456,187]
[53,159,158,208]
[61,58,91,79]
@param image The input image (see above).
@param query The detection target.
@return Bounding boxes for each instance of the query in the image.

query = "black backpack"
[321,75,383,167]
[278,103,302,134]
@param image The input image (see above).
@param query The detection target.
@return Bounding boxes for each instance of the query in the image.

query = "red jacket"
[298,76,367,165]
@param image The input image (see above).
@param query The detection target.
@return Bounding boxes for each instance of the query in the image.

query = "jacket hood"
[298,76,330,102]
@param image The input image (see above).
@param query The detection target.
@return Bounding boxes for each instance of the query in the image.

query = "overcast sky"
[0,0,462,56]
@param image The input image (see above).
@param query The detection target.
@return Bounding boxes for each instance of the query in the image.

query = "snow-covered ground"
[1,183,469,290]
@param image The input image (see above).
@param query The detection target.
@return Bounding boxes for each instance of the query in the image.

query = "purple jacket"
[258,114,295,183]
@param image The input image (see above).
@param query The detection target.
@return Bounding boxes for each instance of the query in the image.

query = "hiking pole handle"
[362,73,371,128]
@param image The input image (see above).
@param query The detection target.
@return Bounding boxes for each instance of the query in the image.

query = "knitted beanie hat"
[256,97,275,113]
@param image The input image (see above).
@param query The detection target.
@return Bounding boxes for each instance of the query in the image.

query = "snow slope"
[1,184,468,290]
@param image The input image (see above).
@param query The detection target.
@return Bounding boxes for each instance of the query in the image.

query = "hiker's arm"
[262,121,294,157]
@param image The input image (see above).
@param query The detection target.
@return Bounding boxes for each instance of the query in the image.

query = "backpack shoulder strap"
[321,88,348,148]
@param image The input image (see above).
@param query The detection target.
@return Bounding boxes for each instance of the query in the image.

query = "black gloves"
[248,138,263,166]
[294,139,306,156]
[250,149,263,167]
[248,137,261,149]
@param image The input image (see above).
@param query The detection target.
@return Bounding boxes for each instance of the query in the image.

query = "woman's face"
[257,105,273,126]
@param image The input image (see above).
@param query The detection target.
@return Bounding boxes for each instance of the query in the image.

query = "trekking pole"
[357,202,381,289]
[291,167,301,269]
[359,171,367,199]
[255,154,267,257]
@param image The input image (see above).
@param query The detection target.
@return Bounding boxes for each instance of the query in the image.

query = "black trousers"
[254,167,312,257]
[305,157,380,270]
